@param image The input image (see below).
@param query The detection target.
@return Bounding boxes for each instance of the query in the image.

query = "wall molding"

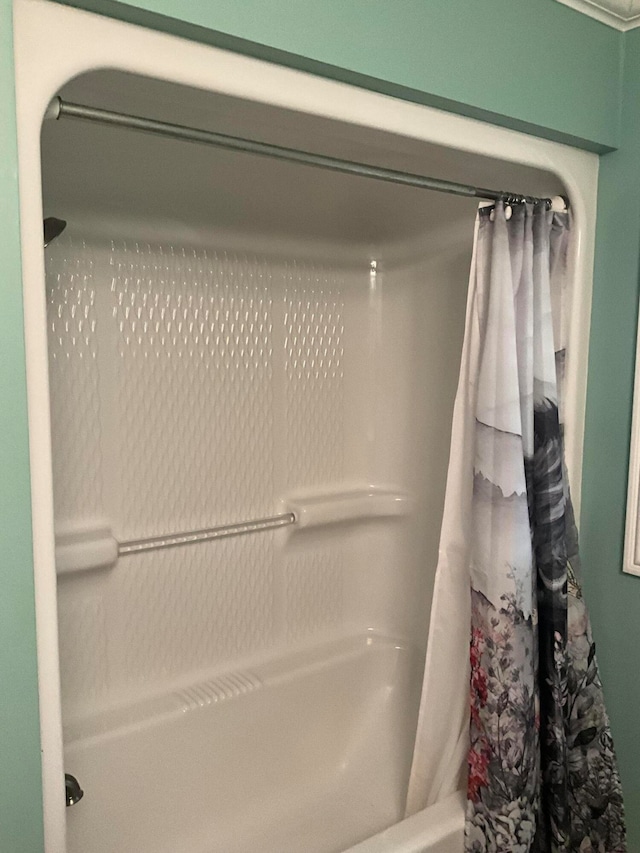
[623,290,640,576]
[556,0,640,29]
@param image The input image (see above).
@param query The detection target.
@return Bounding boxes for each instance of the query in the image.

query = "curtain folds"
[406,201,625,852]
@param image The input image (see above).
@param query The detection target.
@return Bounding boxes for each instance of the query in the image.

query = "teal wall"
[0,1,636,851]
[60,0,623,152]
[0,1,45,852]
[581,28,640,853]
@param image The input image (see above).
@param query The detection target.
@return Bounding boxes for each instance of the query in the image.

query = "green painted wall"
[0,1,636,851]
[59,0,623,152]
[0,2,45,852]
[580,28,640,853]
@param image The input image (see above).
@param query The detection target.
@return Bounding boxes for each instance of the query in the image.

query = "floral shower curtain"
[406,201,625,851]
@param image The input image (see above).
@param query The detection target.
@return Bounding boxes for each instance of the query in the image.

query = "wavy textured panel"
[106,534,275,692]
[57,587,110,716]
[285,265,344,487]
[48,239,355,719]
[112,244,274,540]
[285,550,344,642]
[46,237,104,525]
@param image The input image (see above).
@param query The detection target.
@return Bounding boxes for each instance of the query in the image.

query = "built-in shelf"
[285,488,410,530]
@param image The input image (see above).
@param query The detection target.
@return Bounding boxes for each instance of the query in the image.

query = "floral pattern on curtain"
[464,202,625,852]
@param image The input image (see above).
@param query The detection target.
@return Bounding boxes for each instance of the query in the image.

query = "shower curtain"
[406,201,625,852]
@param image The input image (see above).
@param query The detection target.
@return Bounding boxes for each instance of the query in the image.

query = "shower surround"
[12,1,599,849]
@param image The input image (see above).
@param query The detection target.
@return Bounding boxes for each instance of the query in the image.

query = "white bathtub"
[346,793,464,853]
[63,633,463,853]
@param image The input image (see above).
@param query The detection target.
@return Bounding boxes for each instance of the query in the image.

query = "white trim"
[624,306,640,575]
[11,0,599,848]
[555,0,640,30]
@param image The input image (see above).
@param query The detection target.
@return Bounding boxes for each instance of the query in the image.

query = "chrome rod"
[118,513,296,556]
[50,97,558,207]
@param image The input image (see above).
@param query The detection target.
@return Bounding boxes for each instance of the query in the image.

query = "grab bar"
[54,514,296,574]
[54,489,409,575]
[119,513,296,556]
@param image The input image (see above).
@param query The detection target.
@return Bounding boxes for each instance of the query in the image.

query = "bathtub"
[346,793,464,853]
[63,633,463,853]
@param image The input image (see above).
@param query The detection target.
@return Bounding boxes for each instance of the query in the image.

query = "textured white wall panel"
[284,549,344,642]
[112,244,275,539]
[106,534,276,693]
[47,237,358,721]
[57,583,110,719]
[46,238,104,527]
[284,269,345,488]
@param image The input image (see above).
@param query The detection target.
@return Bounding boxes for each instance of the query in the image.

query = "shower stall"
[13,2,598,851]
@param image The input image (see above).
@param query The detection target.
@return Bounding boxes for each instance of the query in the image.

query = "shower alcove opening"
[13,2,598,852]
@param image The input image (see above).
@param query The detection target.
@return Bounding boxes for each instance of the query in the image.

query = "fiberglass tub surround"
[41,69,567,853]
[41,70,568,853]
[1,0,590,812]
[11,5,599,848]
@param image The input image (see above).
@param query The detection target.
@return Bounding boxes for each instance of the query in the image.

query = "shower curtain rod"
[47,97,566,208]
